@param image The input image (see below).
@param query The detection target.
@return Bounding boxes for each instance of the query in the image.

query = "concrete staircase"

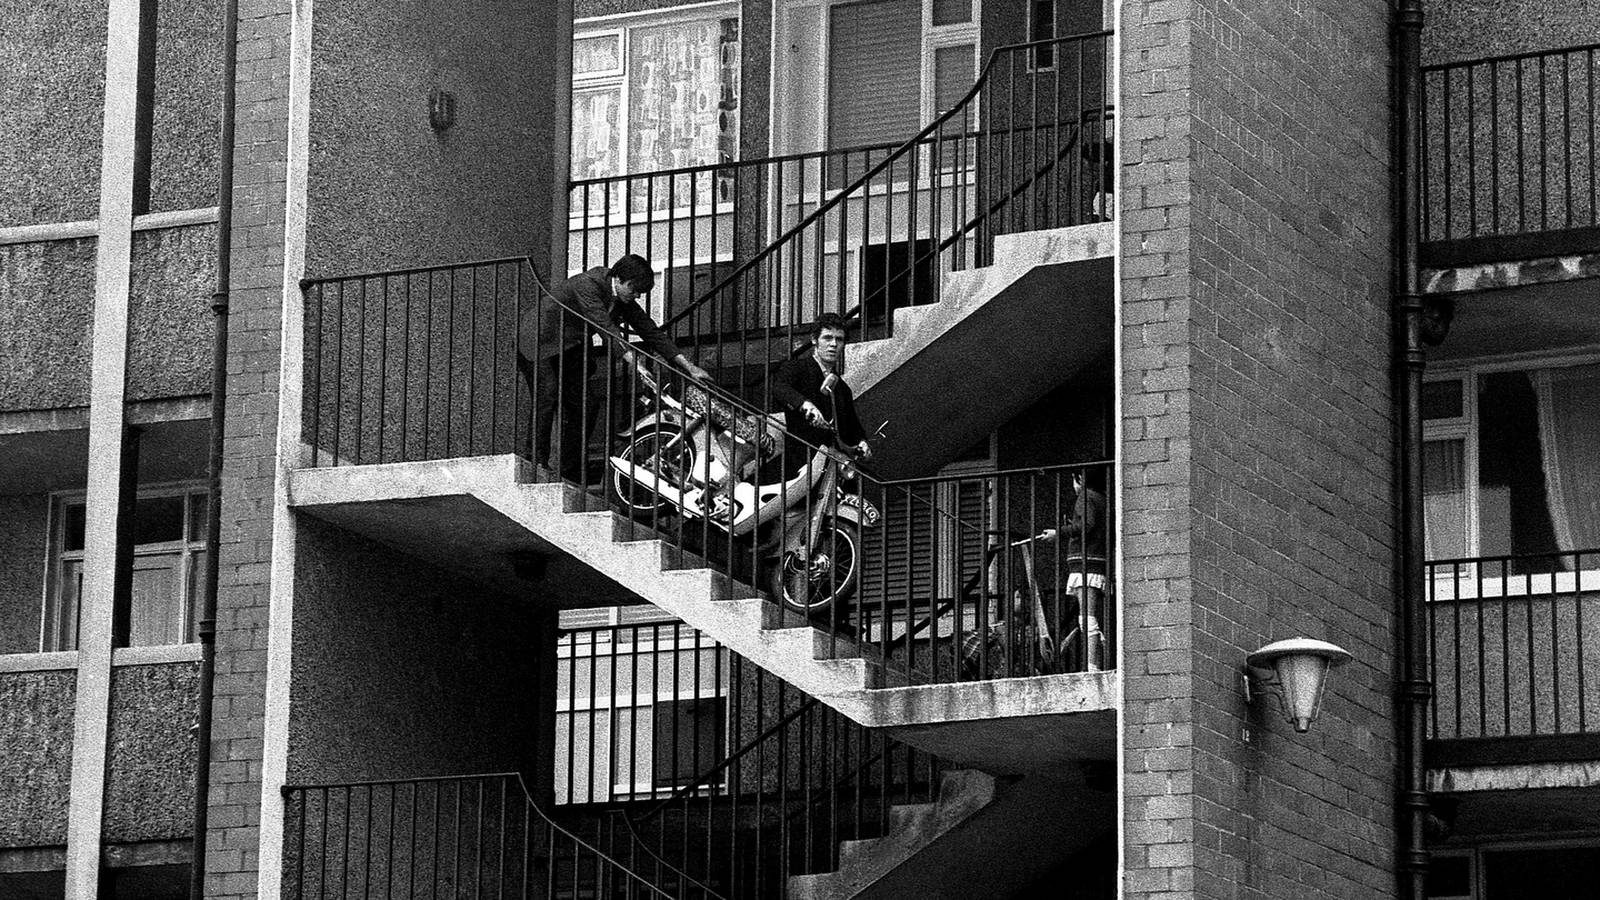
[789,767,1114,900]
[288,454,1116,774]
[845,222,1114,478]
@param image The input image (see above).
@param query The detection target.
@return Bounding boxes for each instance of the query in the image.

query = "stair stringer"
[788,766,1114,900]
[286,456,1119,773]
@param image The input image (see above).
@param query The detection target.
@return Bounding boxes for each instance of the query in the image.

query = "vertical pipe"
[191,0,237,894]
[1395,0,1431,896]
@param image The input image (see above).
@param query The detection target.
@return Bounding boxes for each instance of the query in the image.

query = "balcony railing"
[553,623,949,898]
[282,773,700,899]
[1423,43,1600,261]
[1428,549,1600,751]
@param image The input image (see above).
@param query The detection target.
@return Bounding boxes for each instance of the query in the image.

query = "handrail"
[1422,39,1600,72]
[283,771,688,898]
[663,29,1113,330]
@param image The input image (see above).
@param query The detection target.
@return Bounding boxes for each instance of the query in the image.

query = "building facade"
[1,0,1597,898]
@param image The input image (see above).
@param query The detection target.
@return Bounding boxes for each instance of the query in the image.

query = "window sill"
[0,650,79,673]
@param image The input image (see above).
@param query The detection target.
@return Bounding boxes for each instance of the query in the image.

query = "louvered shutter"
[827,0,923,149]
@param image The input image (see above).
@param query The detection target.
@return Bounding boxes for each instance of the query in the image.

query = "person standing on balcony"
[1040,468,1108,671]
[769,313,874,471]
[520,254,713,480]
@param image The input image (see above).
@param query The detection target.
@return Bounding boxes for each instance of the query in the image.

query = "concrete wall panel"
[1423,0,1600,65]
[0,238,96,412]
[286,517,541,785]
[0,0,107,226]
[103,662,201,842]
[0,670,74,848]
[0,494,50,656]
[149,0,224,213]
[304,0,558,278]
[126,224,217,401]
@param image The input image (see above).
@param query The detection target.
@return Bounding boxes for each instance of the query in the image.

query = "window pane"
[1423,440,1467,560]
[932,0,971,25]
[1477,371,1560,562]
[933,45,975,118]
[1422,379,1463,420]
[652,698,725,788]
[131,494,184,545]
[828,0,921,149]
[573,33,621,77]
[188,490,208,543]
[1425,854,1471,897]
[1542,364,1600,551]
[49,559,84,651]
[187,547,207,642]
[571,86,622,180]
[1483,847,1600,897]
[63,502,86,552]
[128,553,182,647]
[626,18,740,174]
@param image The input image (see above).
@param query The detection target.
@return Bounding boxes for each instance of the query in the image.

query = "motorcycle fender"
[619,409,683,438]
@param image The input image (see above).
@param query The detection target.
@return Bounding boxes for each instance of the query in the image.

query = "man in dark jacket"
[769,313,873,472]
[519,254,711,479]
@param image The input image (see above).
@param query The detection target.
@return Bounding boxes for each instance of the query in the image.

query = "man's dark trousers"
[523,343,598,482]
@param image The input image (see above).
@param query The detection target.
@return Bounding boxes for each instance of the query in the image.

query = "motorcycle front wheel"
[611,427,693,516]
[774,518,860,620]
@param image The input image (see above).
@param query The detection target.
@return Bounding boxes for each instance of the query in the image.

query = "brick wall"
[1120,0,1399,897]
[1118,0,1200,891]
[204,0,296,895]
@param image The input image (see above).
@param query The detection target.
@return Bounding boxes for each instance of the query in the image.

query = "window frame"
[1423,351,1600,595]
[40,481,209,652]
[571,2,743,182]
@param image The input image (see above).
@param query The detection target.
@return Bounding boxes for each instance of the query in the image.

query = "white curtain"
[1424,439,1468,560]
[1538,363,1600,553]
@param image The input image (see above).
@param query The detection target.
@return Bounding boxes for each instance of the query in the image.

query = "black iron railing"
[301,258,528,467]
[282,773,709,899]
[1428,549,1600,741]
[655,31,1112,398]
[303,258,1117,685]
[552,622,948,897]
[1423,43,1600,248]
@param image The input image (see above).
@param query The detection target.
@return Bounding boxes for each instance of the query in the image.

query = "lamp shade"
[1247,638,1353,733]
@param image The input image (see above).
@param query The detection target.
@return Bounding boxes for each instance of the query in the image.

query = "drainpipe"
[1394,0,1429,898]
[191,0,237,896]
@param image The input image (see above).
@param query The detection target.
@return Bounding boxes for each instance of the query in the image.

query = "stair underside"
[288,455,1117,772]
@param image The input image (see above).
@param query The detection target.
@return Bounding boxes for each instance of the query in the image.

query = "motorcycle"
[608,369,882,619]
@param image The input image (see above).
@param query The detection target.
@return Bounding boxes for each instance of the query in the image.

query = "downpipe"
[191,0,237,895]
[1394,0,1431,897]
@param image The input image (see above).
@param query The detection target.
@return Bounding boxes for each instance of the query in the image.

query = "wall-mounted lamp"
[1243,637,1352,733]
[429,88,456,132]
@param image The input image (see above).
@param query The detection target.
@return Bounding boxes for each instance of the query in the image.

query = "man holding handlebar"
[519,253,712,481]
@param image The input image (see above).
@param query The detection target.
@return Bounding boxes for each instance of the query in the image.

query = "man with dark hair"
[519,253,712,479]
[769,313,873,465]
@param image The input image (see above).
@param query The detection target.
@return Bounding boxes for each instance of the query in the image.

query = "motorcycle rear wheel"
[774,518,860,621]
[611,427,693,516]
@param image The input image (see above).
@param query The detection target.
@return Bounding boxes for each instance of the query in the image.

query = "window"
[1424,362,1600,570]
[570,9,741,182]
[652,697,727,788]
[1028,0,1056,70]
[44,484,208,651]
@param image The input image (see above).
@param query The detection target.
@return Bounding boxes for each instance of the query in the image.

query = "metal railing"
[569,141,907,338]
[302,258,528,467]
[1423,43,1600,247]
[657,31,1112,398]
[303,259,1117,685]
[282,773,703,899]
[552,622,948,897]
[1427,549,1600,742]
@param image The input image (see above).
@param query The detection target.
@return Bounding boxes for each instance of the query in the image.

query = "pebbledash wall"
[203,2,566,899]
[1118,0,1399,898]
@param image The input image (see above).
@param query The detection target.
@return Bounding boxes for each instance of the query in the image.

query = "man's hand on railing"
[675,355,713,384]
